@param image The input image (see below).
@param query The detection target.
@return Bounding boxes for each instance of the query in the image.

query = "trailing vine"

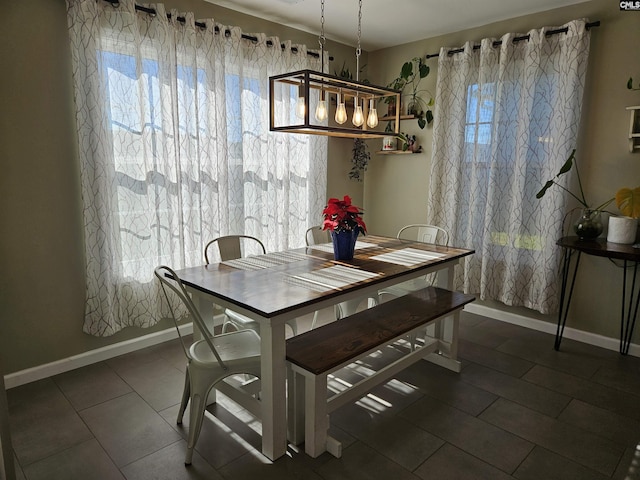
[349,138,370,182]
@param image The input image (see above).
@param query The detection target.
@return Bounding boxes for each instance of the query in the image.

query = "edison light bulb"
[315,92,328,121]
[295,96,306,119]
[352,97,364,127]
[367,99,379,128]
[335,93,347,124]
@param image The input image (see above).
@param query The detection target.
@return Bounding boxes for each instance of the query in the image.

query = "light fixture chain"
[355,0,362,81]
[318,0,326,73]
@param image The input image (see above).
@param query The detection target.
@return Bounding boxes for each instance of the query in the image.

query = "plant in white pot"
[607,186,640,244]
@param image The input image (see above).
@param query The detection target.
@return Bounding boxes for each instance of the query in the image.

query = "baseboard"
[464,303,639,357]
[6,306,637,389]
[4,323,196,389]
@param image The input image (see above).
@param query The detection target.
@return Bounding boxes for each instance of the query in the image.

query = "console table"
[556,237,640,354]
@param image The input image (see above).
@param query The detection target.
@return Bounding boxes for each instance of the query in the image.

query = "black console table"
[556,237,640,355]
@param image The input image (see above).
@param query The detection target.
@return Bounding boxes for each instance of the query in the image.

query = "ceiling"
[204,0,590,51]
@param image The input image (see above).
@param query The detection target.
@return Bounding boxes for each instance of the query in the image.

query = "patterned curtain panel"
[67,0,328,336]
[427,20,590,314]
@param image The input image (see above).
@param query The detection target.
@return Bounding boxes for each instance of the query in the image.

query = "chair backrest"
[305,226,330,246]
[204,235,266,264]
[397,224,449,246]
[154,266,228,369]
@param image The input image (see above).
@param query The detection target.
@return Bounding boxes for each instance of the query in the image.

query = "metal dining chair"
[205,235,297,336]
[378,224,450,349]
[379,224,449,300]
[305,225,330,247]
[305,226,332,329]
[304,225,377,328]
[154,266,262,465]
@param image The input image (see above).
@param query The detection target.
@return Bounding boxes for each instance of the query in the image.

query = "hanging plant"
[349,138,370,182]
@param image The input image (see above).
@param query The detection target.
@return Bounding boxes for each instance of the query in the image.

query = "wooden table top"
[557,236,640,262]
[175,235,474,319]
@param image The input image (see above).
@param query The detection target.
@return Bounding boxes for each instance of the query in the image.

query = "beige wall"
[0,0,638,376]
[364,0,640,339]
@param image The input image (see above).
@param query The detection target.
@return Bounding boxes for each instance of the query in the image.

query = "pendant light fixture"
[269,0,400,138]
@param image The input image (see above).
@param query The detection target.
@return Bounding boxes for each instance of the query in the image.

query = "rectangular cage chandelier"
[269,69,401,138]
[269,0,401,139]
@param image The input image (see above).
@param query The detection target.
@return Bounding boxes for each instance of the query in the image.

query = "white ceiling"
[204,0,590,51]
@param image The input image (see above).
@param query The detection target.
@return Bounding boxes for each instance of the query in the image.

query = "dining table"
[173,234,474,461]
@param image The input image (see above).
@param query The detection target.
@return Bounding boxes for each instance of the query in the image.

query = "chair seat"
[190,329,261,366]
[224,308,298,336]
[379,277,430,299]
[224,309,259,329]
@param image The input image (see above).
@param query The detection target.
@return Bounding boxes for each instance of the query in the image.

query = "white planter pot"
[606,216,638,244]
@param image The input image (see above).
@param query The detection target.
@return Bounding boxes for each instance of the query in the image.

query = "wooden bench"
[286,286,475,458]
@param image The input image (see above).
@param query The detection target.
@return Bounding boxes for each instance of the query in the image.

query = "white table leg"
[1,365,16,480]
[424,263,462,372]
[287,367,305,445]
[260,320,288,461]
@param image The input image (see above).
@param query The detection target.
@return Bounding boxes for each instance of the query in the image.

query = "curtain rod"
[425,20,600,59]
[102,0,333,60]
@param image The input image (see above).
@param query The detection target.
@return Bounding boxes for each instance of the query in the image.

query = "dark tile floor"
[6,309,640,480]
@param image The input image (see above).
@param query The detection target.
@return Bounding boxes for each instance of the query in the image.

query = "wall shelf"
[626,106,640,153]
[376,148,422,155]
[380,114,417,122]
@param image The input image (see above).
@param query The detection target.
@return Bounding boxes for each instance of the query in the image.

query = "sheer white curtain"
[427,20,590,314]
[67,0,327,336]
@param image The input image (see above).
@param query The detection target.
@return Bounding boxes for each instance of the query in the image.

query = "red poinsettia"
[322,195,367,234]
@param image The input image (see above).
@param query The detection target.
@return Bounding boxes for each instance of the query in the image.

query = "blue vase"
[331,229,359,261]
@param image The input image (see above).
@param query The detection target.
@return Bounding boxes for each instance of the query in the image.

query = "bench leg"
[305,373,330,458]
[424,310,462,372]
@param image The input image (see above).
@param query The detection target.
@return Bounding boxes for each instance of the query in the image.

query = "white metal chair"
[379,224,449,300]
[154,266,262,465]
[305,226,332,329]
[305,225,377,328]
[205,235,297,336]
[378,224,450,349]
[305,225,330,247]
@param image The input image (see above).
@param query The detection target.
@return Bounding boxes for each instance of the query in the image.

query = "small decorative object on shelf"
[322,196,367,261]
[382,136,396,151]
[626,106,640,153]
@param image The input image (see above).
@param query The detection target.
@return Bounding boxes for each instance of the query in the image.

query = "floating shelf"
[627,106,640,153]
[376,148,422,155]
[380,114,417,121]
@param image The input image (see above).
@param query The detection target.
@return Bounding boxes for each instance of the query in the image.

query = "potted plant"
[386,57,434,129]
[322,195,367,260]
[536,149,614,239]
[607,187,640,244]
[537,149,640,240]
[397,132,421,152]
